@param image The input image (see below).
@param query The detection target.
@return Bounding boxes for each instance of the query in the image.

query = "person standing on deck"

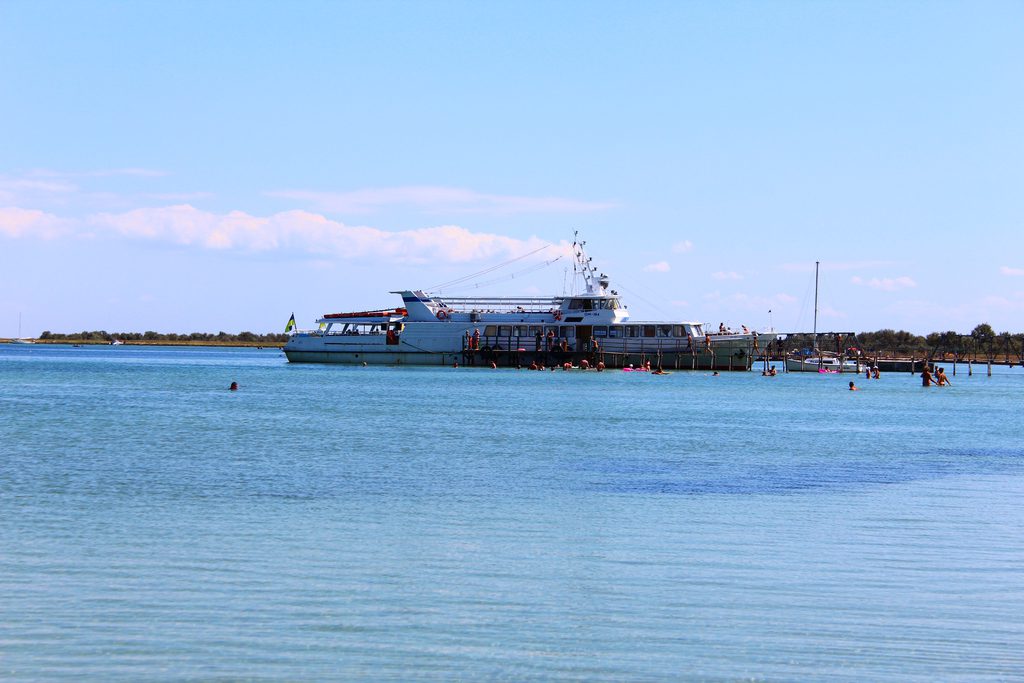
[472,328,480,351]
[535,329,542,352]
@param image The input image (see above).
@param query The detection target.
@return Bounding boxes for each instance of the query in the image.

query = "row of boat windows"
[323,322,706,338]
[328,323,400,334]
[566,298,621,311]
[482,324,704,338]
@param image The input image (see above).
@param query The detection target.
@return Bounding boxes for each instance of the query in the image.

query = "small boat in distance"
[785,261,862,373]
[8,313,34,344]
[110,339,124,346]
[284,237,775,370]
[786,356,862,373]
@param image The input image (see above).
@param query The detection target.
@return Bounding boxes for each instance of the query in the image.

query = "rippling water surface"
[2,345,1023,680]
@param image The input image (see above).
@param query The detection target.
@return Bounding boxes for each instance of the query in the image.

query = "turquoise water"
[2,344,1023,681]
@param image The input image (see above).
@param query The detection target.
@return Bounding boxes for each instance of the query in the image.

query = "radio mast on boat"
[571,231,610,296]
[813,260,819,350]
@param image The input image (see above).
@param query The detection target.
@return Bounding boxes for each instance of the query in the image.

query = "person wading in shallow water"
[921,366,936,386]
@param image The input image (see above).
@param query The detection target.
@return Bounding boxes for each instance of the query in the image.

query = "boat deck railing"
[433,296,563,312]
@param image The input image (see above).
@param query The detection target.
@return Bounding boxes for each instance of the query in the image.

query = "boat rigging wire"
[426,243,555,292]
[441,256,565,294]
[609,276,674,320]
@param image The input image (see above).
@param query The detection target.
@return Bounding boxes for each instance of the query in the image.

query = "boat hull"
[284,333,775,370]
[872,358,926,373]
[785,357,863,373]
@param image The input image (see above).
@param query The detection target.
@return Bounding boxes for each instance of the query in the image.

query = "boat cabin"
[317,316,405,345]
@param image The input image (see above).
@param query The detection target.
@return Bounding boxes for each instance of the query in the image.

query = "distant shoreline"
[2,339,285,348]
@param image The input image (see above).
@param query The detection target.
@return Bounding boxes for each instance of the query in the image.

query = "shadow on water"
[583,447,1024,496]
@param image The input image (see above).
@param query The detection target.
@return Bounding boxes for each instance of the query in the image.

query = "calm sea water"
[2,344,1023,681]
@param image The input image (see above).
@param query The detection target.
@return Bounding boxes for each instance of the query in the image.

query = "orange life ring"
[436,309,449,320]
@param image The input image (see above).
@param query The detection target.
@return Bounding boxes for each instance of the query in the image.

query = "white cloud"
[267,186,617,215]
[701,291,794,309]
[85,204,556,264]
[1000,266,1024,276]
[86,168,168,178]
[851,275,917,291]
[671,240,693,253]
[730,292,799,308]
[643,261,671,272]
[0,170,174,209]
[712,271,743,280]
[143,192,215,202]
[0,207,69,239]
[818,305,847,319]
[0,178,78,194]
[26,167,167,178]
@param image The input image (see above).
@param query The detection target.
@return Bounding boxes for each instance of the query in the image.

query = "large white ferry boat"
[283,239,775,370]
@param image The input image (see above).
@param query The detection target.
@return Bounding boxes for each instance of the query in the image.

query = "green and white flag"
[284,313,297,334]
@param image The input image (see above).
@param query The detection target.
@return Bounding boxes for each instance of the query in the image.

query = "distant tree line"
[780,323,1024,362]
[38,330,289,343]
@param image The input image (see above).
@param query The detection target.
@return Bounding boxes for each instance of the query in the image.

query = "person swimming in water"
[849,381,858,391]
[229,382,238,391]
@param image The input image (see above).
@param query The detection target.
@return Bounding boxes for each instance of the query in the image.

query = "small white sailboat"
[9,313,34,344]
[786,355,862,373]
[785,261,860,373]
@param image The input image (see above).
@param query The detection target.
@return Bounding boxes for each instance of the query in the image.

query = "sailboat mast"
[812,261,819,346]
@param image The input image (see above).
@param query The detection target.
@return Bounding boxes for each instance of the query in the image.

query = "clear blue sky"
[2,1,1022,336]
